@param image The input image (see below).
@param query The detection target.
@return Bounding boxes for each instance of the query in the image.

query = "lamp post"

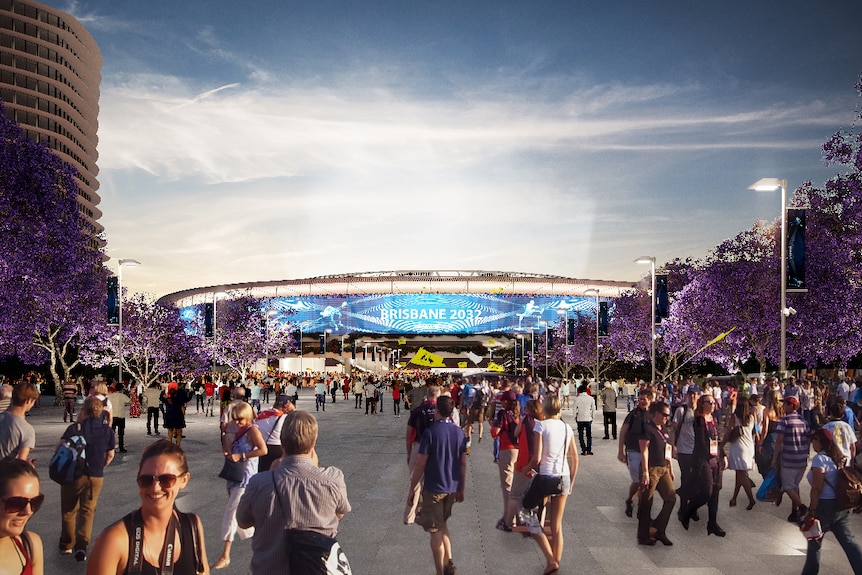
[585,288,600,382]
[529,327,536,377]
[539,320,549,381]
[324,328,332,374]
[516,334,524,374]
[635,256,656,384]
[265,309,277,373]
[298,325,303,374]
[749,178,788,376]
[117,258,141,387]
[556,307,569,382]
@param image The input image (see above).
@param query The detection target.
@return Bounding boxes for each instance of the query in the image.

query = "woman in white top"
[526,395,578,575]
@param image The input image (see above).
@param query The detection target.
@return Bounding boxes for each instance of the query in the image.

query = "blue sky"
[41,1,862,297]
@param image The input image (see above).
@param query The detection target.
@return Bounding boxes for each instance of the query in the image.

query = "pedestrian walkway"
[23,392,860,574]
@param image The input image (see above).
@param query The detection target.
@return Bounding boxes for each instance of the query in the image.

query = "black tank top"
[122,511,199,575]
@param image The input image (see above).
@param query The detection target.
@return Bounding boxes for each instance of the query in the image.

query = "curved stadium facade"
[160,270,634,337]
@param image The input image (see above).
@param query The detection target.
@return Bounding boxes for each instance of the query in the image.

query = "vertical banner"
[655,274,669,321]
[107,276,119,325]
[204,303,214,337]
[351,342,356,360]
[318,334,325,354]
[514,340,521,362]
[566,318,575,345]
[372,346,376,362]
[787,209,807,291]
[598,301,609,337]
[362,346,367,361]
[548,331,554,349]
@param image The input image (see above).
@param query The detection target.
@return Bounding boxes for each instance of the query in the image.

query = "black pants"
[112,417,126,450]
[354,394,362,408]
[603,412,617,439]
[577,421,592,453]
[147,407,160,434]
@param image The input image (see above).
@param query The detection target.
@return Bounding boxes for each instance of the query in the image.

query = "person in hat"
[770,395,810,522]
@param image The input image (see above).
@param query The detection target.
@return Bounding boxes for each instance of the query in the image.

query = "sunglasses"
[2,494,45,514]
[661,412,671,417]
[136,474,182,489]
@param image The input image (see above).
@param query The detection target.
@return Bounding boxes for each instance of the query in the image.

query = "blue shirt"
[418,419,466,494]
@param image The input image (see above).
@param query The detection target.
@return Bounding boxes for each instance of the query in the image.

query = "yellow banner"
[410,347,446,367]
[706,326,736,348]
[398,338,407,345]
[488,362,504,372]
[458,361,468,369]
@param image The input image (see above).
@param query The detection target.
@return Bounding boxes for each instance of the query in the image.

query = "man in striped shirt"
[771,396,810,523]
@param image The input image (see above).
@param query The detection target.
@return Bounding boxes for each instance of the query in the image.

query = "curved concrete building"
[0,0,103,247]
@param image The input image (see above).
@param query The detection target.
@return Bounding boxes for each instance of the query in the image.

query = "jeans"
[577,421,592,453]
[802,498,862,575]
[147,406,160,433]
[63,397,76,421]
[603,412,617,439]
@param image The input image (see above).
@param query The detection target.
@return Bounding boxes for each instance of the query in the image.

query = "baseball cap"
[783,396,799,407]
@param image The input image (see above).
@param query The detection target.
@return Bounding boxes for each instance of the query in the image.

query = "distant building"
[0,0,103,249]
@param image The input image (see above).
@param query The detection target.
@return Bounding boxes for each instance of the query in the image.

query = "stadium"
[158,270,634,374]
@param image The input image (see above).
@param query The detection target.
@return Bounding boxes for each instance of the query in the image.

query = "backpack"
[830,465,862,511]
[472,389,485,410]
[49,424,88,484]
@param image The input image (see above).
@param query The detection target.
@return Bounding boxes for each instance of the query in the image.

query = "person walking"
[62,378,79,422]
[679,394,726,536]
[237,411,351,574]
[490,390,520,531]
[143,381,163,436]
[672,388,700,526]
[408,396,467,575]
[573,383,595,455]
[600,382,618,440]
[801,428,862,575]
[0,382,39,462]
[107,383,130,454]
[637,402,676,546]
[404,384,440,525]
[726,401,757,510]
[254,395,295,473]
[771,396,810,522]
[211,402,267,570]
[57,396,115,562]
[618,388,654,518]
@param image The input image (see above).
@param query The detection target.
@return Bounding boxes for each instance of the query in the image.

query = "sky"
[38,0,862,298]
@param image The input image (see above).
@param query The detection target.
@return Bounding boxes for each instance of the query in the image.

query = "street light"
[265,309,278,373]
[117,258,141,387]
[539,320,549,381]
[324,329,332,374]
[516,334,525,374]
[556,307,569,383]
[298,324,304,374]
[749,177,788,376]
[634,256,656,384]
[584,288,600,382]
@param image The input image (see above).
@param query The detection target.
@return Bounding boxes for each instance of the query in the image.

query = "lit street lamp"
[634,256,656,384]
[539,320,549,381]
[117,258,141,387]
[749,177,789,376]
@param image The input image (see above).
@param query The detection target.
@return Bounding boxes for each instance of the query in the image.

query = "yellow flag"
[398,338,407,345]
[706,326,736,348]
[410,347,446,367]
[457,361,468,369]
[488,362,504,372]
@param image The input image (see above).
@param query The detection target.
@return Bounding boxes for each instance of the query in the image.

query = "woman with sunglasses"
[87,440,209,574]
[211,402,267,570]
[0,458,44,575]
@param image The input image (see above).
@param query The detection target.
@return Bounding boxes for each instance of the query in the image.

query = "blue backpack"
[49,424,88,484]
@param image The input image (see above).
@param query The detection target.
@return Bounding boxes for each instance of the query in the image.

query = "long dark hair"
[811,428,846,467]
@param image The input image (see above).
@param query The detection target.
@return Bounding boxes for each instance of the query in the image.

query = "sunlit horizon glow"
[37,1,862,299]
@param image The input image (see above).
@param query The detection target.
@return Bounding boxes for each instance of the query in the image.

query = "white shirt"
[534,418,574,476]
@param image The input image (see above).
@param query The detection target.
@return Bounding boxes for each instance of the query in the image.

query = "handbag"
[826,466,862,511]
[218,456,245,483]
[218,425,251,483]
[521,423,569,510]
[756,467,780,502]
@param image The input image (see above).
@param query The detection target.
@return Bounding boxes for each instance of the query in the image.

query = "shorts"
[511,469,532,501]
[416,491,455,533]
[466,408,483,425]
[780,465,805,492]
[626,451,643,483]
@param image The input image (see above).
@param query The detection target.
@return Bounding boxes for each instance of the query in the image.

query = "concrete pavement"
[22,391,860,575]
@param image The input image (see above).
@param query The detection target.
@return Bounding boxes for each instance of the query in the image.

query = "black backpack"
[49,424,88,484]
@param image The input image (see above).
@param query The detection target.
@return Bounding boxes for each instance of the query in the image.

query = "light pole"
[529,327,536,377]
[749,177,788,376]
[265,309,277,373]
[585,288,600,382]
[635,256,656,384]
[516,334,524,374]
[539,320,549,381]
[556,307,569,382]
[117,258,141,387]
[298,325,304,374]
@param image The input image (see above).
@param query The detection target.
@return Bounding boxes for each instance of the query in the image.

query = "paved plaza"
[22,390,861,575]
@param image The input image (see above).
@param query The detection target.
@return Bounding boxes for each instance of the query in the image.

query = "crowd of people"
[0,369,861,574]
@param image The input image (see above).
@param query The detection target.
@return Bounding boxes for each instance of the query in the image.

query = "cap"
[501,390,518,403]
[783,396,799,407]
[811,428,834,442]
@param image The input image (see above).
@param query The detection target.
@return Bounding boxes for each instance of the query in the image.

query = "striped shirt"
[775,412,810,468]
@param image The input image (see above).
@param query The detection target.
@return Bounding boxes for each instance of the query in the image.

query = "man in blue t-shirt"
[408,396,467,575]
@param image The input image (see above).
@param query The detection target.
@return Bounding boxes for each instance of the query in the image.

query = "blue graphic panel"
[181,294,598,335]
